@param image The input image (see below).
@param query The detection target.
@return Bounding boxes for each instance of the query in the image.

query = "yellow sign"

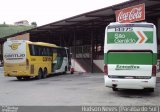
[9,43,21,50]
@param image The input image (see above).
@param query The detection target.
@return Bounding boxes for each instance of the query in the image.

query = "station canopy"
[2,0,160,40]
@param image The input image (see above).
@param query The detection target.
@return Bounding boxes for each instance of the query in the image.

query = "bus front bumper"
[104,75,156,89]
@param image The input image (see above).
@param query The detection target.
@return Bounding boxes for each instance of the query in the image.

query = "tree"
[31,22,37,27]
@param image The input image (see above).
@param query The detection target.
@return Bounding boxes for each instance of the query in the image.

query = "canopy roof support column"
[73,31,76,59]
[91,30,94,73]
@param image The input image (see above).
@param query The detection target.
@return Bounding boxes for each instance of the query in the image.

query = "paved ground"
[0,70,160,106]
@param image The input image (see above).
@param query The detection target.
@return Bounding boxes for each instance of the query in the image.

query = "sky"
[0,0,128,26]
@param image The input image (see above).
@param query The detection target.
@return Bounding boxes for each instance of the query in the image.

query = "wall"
[93,60,104,72]
[71,59,86,73]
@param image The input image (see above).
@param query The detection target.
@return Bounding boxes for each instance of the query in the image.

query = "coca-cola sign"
[115,4,145,23]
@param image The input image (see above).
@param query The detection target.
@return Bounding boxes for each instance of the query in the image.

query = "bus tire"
[16,77,22,80]
[43,68,47,79]
[37,69,42,79]
[23,76,30,80]
[112,88,118,91]
[147,88,154,92]
[150,88,154,92]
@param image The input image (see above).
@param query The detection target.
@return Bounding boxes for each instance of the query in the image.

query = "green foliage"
[0,24,33,38]
[31,22,37,27]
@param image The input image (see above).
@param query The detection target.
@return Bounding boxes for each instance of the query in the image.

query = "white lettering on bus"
[114,33,135,43]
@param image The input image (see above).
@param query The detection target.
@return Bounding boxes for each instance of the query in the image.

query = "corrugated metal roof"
[2,0,160,40]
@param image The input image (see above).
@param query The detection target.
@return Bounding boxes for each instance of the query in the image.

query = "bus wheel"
[150,88,154,92]
[112,88,118,91]
[42,68,47,79]
[16,77,22,80]
[23,76,30,80]
[145,88,154,92]
[37,69,42,79]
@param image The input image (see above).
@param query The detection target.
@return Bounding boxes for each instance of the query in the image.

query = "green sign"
[107,31,153,44]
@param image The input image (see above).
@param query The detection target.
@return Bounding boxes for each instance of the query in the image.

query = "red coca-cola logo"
[115,4,145,23]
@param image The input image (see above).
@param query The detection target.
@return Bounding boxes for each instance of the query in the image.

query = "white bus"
[104,22,157,92]
[3,40,73,80]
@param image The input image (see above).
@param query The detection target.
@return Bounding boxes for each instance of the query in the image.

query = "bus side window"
[42,47,47,56]
[38,46,43,56]
[48,47,53,56]
[57,48,62,57]
[45,47,48,56]
[34,45,39,56]
[32,45,36,56]
[52,48,57,54]
[29,44,36,56]
[29,44,34,55]
[62,48,67,57]
[37,46,40,56]
[46,47,50,56]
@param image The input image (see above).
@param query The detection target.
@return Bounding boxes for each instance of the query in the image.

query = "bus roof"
[5,40,67,48]
[107,22,154,29]
[26,40,57,48]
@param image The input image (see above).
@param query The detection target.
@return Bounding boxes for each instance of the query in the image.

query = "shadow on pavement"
[8,73,72,82]
[112,89,157,98]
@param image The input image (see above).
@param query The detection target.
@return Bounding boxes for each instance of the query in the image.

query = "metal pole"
[74,31,76,59]
[91,30,94,73]
[157,17,160,71]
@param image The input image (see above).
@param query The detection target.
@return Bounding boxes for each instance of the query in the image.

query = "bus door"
[55,48,64,70]
[52,48,57,73]
[66,48,71,70]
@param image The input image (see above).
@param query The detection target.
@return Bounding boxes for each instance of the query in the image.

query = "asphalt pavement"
[0,71,160,106]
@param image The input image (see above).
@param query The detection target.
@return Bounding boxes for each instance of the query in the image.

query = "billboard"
[115,4,145,23]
